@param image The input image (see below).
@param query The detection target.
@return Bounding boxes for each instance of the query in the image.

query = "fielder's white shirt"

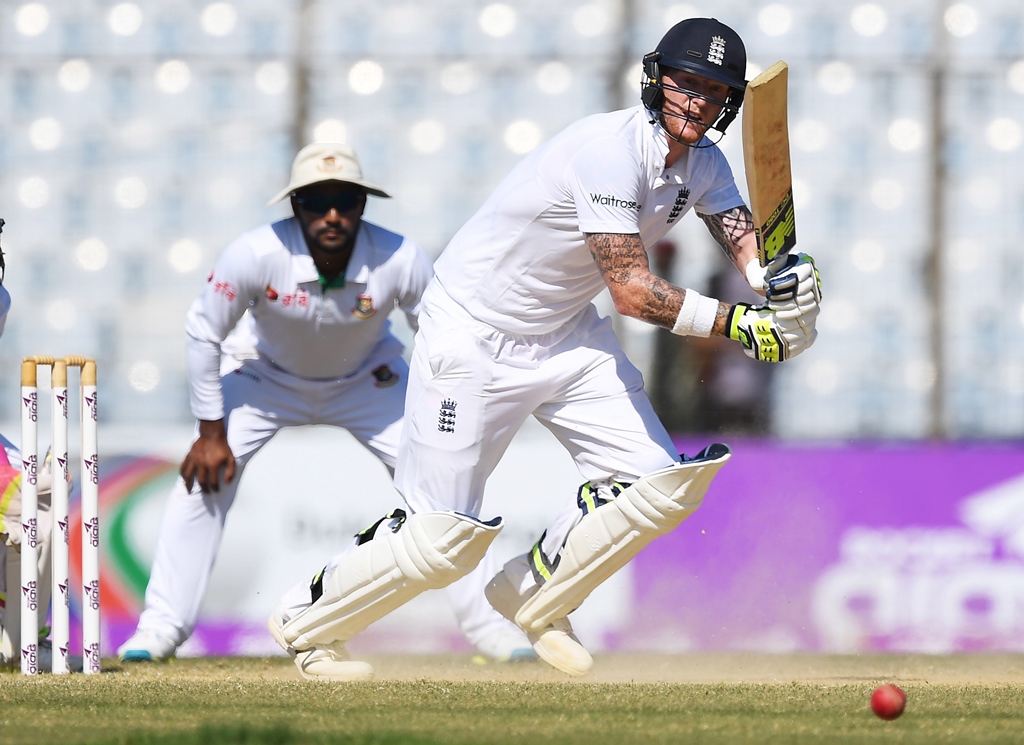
[434,105,744,335]
[186,217,433,420]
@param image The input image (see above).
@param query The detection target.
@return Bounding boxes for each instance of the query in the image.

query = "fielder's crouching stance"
[271,16,822,679]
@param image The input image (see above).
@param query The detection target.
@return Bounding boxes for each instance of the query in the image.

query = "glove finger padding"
[766,253,822,305]
[768,253,821,336]
[778,320,817,358]
[727,302,816,363]
[770,292,820,328]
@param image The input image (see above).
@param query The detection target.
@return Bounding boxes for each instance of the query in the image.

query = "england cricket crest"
[353,293,376,319]
[438,398,457,433]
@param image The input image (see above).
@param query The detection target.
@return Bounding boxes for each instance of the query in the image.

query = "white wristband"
[671,290,719,338]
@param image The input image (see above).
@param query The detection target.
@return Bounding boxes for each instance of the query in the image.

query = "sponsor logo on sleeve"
[590,193,642,211]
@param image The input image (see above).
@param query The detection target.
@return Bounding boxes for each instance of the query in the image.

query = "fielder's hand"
[727,302,816,363]
[180,419,236,493]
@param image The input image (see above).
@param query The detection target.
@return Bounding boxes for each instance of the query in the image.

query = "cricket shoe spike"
[268,608,372,682]
[485,555,592,676]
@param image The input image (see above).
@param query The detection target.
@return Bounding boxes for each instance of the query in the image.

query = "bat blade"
[742,60,796,268]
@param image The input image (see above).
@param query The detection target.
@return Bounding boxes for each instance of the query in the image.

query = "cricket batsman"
[267,17,821,677]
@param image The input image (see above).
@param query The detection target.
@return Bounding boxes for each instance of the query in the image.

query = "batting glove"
[744,258,768,295]
[766,253,821,336]
[766,253,821,305]
[727,302,817,363]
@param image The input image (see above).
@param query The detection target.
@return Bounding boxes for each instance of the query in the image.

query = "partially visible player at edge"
[117,143,535,673]
[0,219,83,672]
[268,18,822,678]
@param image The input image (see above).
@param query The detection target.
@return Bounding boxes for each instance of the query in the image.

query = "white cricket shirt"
[186,217,433,420]
[434,105,744,335]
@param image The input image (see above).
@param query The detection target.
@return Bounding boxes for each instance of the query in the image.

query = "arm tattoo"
[587,233,648,286]
[699,206,754,264]
[586,232,684,329]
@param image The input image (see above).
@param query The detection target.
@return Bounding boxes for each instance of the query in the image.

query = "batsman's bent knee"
[516,443,731,632]
[282,510,503,649]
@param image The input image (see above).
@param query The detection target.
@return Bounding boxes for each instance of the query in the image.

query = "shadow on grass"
[94,727,442,745]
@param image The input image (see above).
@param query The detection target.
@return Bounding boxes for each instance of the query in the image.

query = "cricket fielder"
[269,18,822,677]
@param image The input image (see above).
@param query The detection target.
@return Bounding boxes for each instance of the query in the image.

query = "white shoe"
[268,608,373,682]
[473,626,538,663]
[485,556,593,676]
[117,629,177,662]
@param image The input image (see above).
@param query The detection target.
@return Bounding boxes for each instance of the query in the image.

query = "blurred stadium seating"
[1,0,1022,438]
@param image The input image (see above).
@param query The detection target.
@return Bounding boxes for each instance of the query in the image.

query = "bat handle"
[765,252,792,278]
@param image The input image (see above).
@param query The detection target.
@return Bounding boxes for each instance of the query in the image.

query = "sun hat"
[267,142,391,206]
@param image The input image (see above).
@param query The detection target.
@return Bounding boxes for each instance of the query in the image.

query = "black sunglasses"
[293,192,363,214]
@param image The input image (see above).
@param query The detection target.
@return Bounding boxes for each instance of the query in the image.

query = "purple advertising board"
[86,440,1024,657]
[619,438,1024,654]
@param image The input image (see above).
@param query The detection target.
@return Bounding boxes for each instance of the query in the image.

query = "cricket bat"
[742,60,796,269]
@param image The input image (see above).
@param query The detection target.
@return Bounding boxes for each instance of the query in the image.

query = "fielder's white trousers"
[396,286,679,592]
[134,353,513,649]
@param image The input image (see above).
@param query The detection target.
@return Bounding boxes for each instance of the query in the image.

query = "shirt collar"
[644,113,695,187]
[644,111,672,178]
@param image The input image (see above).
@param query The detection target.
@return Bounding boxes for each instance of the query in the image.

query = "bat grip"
[765,252,792,278]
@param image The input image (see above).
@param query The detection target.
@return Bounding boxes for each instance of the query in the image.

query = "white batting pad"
[516,444,731,632]
[282,511,503,649]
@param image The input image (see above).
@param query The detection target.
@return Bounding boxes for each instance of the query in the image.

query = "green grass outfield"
[3,653,1024,744]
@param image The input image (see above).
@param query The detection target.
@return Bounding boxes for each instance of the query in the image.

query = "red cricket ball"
[870,684,906,720]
